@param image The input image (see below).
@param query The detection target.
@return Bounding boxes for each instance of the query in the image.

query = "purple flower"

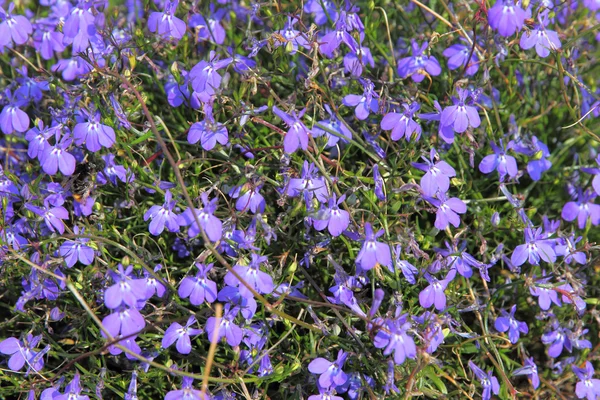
[0,4,33,48]
[40,128,76,176]
[56,373,90,400]
[342,79,379,121]
[312,104,352,147]
[494,305,528,344]
[0,90,30,134]
[60,228,95,268]
[125,372,138,400]
[530,273,561,310]
[479,139,518,181]
[52,57,93,81]
[414,311,445,354]
[488,0,529,37]
[373,164,386,200]
[189,7,227,45]
[520,13,561,58]
[102,306,146,339]
[73,110,116,152]
[381,102,422,142]
[443,43,479,76]
[25,121,55,160]
[272,105,311,153]
[143,190,180,236]
[162,316,203,354]
[468,361,500,400]
[424,192,467,230]
[419,100,456,143]
[512,357,540,389]
[25,203,69,234]
[355,223,392,271]
[104,264,148,309]
[312,193,350,236]
[511,227,557,266]
[561,189,600,229]
[573,362,600,400]
[148,0,186,41]
[582,155,600,196]
[542,323,572,358]
[286,161,329,204]
[179,263,218,305]
[308,350,349,389]
[224,253,274,298]
[165,377,204,400]
[229,182,265,214]
[373,314,417,365]
[189,52,232,100]
[412,149,456,196]
[397,40,442,82]
[205,304,243,346]
[62,4,96,53]
[320,18,358,58]
[34,25,66,60]
[0,334,44,373]
[343,46,375,77]
[440,88,481,134]
[304,0,339,25]
[555,234,587,265]
[419,268,456,310]
[187,113,229,150]
[98,154,132,185]
[178,192,223,241]
[274,17,310,55]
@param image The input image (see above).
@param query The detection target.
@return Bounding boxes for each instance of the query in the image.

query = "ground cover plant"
[0,0,599,398]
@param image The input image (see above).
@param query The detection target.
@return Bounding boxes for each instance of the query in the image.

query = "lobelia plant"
[0,0,598,398]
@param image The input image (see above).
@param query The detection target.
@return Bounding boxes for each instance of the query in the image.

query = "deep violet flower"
[312,104,352,147]
[148,0,186,41]
[286,161,329,204]
[272,105,311,153]
[343,45,375,77]
[412,149,456,196]
[40,129,76,176]
[25,203,69,234]
[101,305,146,339]
[320,18,358,58]
[304,0,339,26]
[418,100,456,143]
[582,155,600,196]
[162,316,203,354]
[529,273,561,310]
[179,263,218,305]
[380,102,422,142]
[355,223,392,271]
[342,79,379,121]
[189,52,232,100]
[397,40,441,82]
[308,350,349,389]
[373,164,386,201]
[440,88,481,134]
[143,190,180,236]
[468,361,500,400]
